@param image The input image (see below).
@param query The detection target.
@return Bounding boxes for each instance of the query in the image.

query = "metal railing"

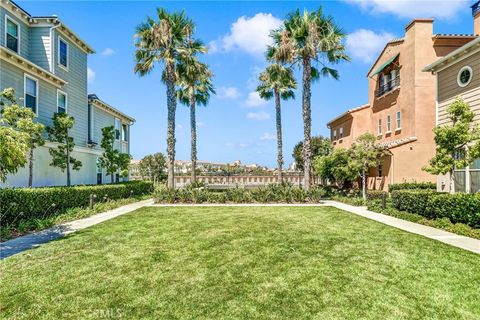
[375,75,400,97]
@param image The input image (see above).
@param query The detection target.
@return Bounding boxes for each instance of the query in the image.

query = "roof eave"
[424,37,480,72]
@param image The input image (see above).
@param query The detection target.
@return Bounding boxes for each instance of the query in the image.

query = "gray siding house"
[0,0,134,187]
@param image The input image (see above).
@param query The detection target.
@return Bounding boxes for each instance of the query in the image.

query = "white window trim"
[457,66,473,88]
[333,129,337,141]
[24,74,39,115]
[386,115,391,133]
[4,15,20,54]
[339,127,343,139]
[377,119,382,135]
[115,118,121,141]
[396,111,401,130]
[58,36,69,71]
[56,89,68,113]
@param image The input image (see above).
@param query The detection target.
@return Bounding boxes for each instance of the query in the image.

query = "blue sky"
[19,0,473,167]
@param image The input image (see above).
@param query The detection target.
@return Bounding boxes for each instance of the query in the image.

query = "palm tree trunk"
[166,63,176,189]
[190,94,197,184]
[274,90,283,184]
[302,57,312,191]
[28,148,34,187]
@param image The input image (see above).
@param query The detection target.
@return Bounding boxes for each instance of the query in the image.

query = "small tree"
[1,89,45,187]
[424,98,480,193]
[98,126,132,183]
[139,153,167,183]
[46,113,82,186]
[350,133,389,201]
[293,136,332,174]
[0,89,34,183]
[313,148,356,188]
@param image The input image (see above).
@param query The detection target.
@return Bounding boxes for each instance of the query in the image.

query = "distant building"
[423,1,480,193]
[327,15,477,190]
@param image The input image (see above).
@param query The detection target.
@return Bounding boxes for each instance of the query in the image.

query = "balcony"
[375,75,400,98]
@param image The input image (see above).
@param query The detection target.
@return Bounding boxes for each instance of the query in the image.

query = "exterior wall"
[0,7,30,59]
[28,26,51,70]
[330,107,371,149]
[435,50,480,193]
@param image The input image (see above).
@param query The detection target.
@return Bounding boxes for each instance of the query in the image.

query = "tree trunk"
[166,63,177,189]
[449,169,455,194]
[28,148,34,187]
[362,171,367,201]
[274,90,283,184]
[302,57,312,190]
[190,94,197,184]
[66,144,71,187]
[111,173,114,184]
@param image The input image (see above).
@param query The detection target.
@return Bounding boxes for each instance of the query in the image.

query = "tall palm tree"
[176,47,215,183]
[134,8,194,188]
[256,64,297,184]
[268,8,349,190]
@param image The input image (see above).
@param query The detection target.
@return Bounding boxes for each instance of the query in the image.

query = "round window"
[457,66,473,87]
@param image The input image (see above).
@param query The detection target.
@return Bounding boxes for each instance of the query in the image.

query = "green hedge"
[388,182,436,193]
[0,181,154,226]
[391,190,480,228]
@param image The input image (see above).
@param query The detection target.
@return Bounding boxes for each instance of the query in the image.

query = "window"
[5,16,19,53]
[396,111,401,129]
[96,158,102,184]
[114,118,121,140]
[339,127,343,139]
[88,104,93,142]
[457,66,473,88]
[378,119,382,135]
[470,158,480,193]
[122,124,128,142]
[58,37,68,69]
[57,90,67,113]
[24,75,38,113]
[386,115,391,132]
[378,164,383,177]
[333,130,337,141]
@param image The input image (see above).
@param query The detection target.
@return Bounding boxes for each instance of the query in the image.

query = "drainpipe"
[49,19,61,74]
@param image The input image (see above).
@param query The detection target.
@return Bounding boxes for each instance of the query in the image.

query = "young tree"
[139,152,167,183]
[98,126,132,183]
[256,64,297,183]
[46,113,82,186]
[268,7,349,190]
[313,148,356,188]
[0,88,39,184]
[349,133,389,201]
[292,136,333,172]
[424,98,480,193]
[176,38,214,183]
[134,8,194,188]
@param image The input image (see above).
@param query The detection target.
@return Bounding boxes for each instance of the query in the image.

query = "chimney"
[473,1,480,35]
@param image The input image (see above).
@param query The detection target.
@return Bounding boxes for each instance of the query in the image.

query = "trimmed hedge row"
[0,181,154,226]
[388,182,436,193]
[391,190,480,228]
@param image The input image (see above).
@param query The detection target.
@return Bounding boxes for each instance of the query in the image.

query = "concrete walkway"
[2,199,478,259]
[148,201,480,254]
[0,199,153,259]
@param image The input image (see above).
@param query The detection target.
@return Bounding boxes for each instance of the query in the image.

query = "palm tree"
[268,8,349,190]
[134,8,194,188]
[176,44,215,183]
[256,64,297,184]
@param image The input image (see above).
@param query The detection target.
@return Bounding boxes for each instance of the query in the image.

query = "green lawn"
[1,206,479,319]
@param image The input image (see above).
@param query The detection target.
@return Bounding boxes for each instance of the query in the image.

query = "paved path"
[2,199,478,259]
[148,201,480,254]
[0,199,153,259]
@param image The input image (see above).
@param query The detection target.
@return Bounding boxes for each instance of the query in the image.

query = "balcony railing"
[375,75,400,98]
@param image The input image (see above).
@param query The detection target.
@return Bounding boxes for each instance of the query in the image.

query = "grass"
[1,206,479,319]
[0,195,151,242]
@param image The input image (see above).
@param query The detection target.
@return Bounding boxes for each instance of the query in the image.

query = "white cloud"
[225,142,234,147]
[209,13,282,57]
[177,124,184,131]
[346,29,396,63]
[259,132,275,141]
[217,86,241,99]
[245,91,267,107]
[87,67,95,83]
[239,143,248,148]
[197,121,205,127]
[246,111,270,121]
[100,48,116,56]
[345,0,466,20]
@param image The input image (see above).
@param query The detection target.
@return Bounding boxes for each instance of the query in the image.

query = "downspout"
[49,20,61,74]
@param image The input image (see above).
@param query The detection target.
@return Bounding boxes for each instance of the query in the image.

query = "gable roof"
[366,38,404,77]
[424,36,480,72]
[88,94,135,124]
[327,104,370,128]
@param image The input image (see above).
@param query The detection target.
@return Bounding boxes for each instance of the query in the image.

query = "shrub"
[366,190,388,201]
[388,182,436,193]
[391,190,480,228]
[0,181,154,227]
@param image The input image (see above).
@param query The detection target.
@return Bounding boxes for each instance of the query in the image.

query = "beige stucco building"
[328,16,477,190]
[423,1,480,193]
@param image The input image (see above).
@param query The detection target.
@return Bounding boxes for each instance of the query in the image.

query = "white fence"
[174,175,305,189]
